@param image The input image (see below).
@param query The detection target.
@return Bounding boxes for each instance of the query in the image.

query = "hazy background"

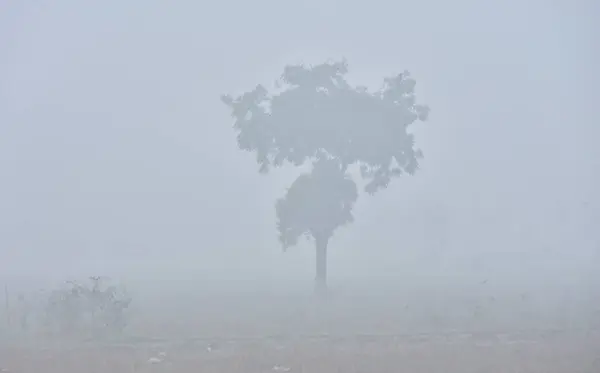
[1,1,598,294]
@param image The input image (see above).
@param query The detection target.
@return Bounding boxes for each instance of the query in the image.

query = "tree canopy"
[221,60,429,194]
[275,156,358,250]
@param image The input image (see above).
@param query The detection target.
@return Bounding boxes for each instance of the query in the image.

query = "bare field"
[1,281,599,372]
[1,330,599,372]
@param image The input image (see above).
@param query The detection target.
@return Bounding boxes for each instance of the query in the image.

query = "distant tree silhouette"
[221,60,429,294]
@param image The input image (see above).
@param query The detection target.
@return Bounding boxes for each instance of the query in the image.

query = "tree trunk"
[315,235,329,295]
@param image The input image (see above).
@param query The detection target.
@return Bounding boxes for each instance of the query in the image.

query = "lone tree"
[221,60,429,293]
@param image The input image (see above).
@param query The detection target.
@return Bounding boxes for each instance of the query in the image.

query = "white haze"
[0,0,598,299]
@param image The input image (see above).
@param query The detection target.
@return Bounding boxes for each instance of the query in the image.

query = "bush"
[44,276,132,337]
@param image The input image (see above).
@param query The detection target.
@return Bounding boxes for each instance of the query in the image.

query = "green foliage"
[222,60,429,248]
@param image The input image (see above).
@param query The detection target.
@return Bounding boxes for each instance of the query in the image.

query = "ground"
[1,330,599,372]
[1,281,599,372]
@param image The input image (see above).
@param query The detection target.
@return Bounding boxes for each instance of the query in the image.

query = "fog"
[1,0,598,326]
[1,1,599,371]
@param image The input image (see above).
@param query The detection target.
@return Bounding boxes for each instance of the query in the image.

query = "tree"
[221,60,429,293]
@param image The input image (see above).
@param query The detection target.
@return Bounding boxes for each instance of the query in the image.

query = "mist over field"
[1,0,598,371]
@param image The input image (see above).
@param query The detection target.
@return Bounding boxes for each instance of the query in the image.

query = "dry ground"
[1,282,599,372]
[1,330,599,372]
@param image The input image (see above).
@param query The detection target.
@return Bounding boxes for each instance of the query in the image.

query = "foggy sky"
[0,1,597,285]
